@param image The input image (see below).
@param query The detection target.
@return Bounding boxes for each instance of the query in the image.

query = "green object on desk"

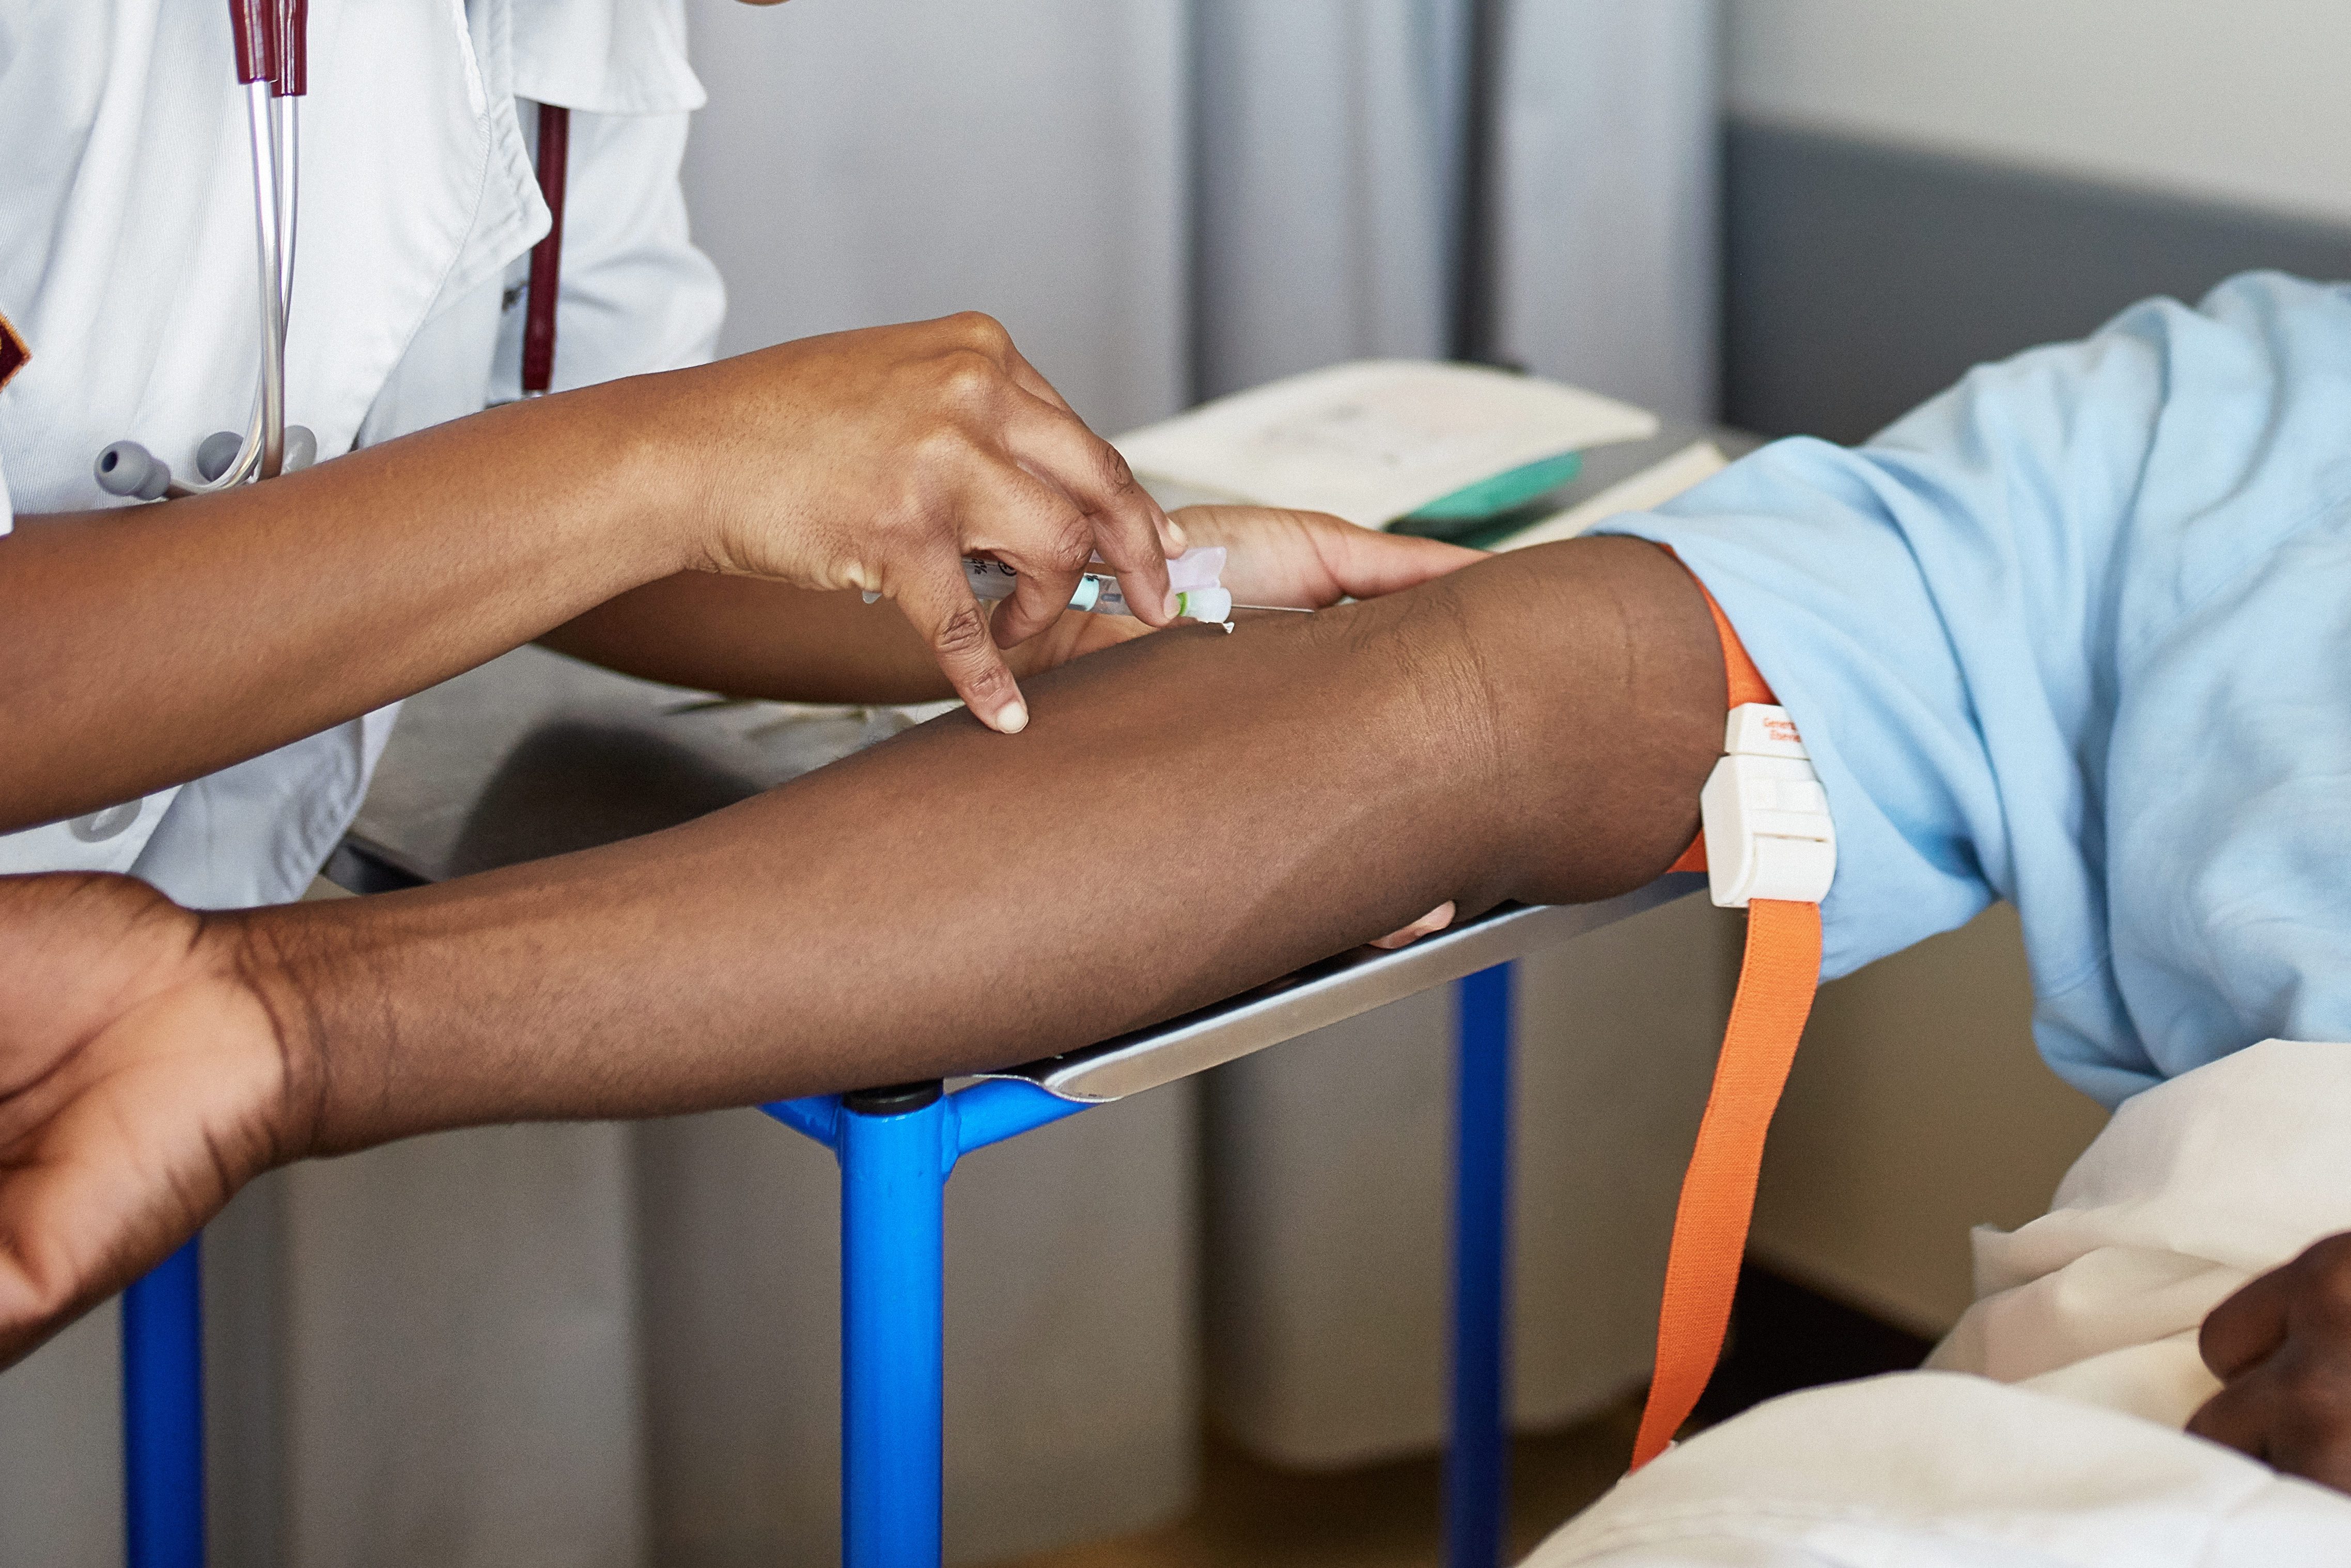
[1399,449,1583,524]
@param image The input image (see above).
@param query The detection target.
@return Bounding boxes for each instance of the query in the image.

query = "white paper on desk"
[1113,360,1658,527]
[1491,440,1729,552]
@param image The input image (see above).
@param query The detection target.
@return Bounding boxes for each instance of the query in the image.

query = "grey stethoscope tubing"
[95,1,316,502]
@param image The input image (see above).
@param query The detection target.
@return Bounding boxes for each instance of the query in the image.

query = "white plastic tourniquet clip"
[1697,703,1835,908]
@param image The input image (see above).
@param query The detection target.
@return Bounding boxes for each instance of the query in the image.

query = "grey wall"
[1722,119,2351,444]
[1723,0,2351,228]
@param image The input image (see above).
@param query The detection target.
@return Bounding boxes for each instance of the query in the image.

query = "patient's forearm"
[234,538,1724,1156]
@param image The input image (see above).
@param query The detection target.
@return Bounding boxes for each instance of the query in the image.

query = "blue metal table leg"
[123,1233,205,1568]
[762,1078,1088,1568]
[838,1083,949,1568]
[1446,962,1514,1568]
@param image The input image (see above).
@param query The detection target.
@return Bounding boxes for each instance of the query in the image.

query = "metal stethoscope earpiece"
[94,423,316,500]
[93,440,174,501]
[196,423,315,482]
[96,0,310,503]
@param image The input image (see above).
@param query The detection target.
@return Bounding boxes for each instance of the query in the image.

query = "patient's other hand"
[2189,1231,2351,1493]
[0,874,290,1368]
[1368,901,1455,950]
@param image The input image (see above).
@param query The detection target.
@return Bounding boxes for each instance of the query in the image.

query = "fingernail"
[997,700,1029,734]
[1166,517,1189,550]
[1162,589,1181,619]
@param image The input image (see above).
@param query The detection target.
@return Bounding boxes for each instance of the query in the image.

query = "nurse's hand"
[0,875,286,1368]
[2189,1232,2351,1493]
[661,312,1181,734]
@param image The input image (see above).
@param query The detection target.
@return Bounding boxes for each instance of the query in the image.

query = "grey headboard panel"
[1723,118,2351,444]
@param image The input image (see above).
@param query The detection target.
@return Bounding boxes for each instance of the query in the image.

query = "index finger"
[999,338,1076,416]
[2202,1261,2295,1380]
[891,555,1033,735]
[999,392,1178,628]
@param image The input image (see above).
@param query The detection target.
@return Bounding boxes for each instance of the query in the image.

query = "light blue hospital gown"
[1603,271,2351,1108]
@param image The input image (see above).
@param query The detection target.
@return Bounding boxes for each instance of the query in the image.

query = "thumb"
[1319,529,1487,600]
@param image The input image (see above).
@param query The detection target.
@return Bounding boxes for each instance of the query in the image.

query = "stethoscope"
[96,1,315,501]
[91,2,572,503]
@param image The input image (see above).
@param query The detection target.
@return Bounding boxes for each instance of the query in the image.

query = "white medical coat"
[0,0,722,909]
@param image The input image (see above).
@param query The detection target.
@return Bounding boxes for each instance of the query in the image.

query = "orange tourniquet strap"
[1666,571,1772,876]
[1632,549,1825,1470]
[1627,897,1822,1468]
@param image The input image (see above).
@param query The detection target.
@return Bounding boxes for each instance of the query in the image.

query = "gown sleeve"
[1596,298,2188,991]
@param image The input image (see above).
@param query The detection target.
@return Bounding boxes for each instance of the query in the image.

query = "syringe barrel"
[960,558,1107,613]
[957,560,1228,619]
[962,557,1020,603]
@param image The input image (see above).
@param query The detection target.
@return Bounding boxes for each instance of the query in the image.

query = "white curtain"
[681,0,1191,434]
[1494,0,1720,421]
[684,0,1720,420]
[0,4,1720,1564]
[1188,0,1468,397]
[1189,0,1718,417]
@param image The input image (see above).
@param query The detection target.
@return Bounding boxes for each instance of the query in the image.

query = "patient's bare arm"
[241,536,1723,1143]
[0,537,1720,1361]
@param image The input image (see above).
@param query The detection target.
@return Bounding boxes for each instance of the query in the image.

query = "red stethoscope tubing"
[524,105,569,396]
[91,2,563,501]
[235,0,566,401]
[226,0,306,95]
[233,0,564,393]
